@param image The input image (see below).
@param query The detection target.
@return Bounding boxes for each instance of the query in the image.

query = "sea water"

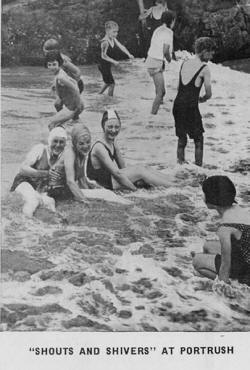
[1,56,250,331]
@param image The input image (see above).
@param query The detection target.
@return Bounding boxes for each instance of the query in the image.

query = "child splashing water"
[98,21,134,96]
[45,51,84,130]
[192,176,250,287]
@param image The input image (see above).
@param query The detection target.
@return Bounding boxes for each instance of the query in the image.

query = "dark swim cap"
[202,175,236,206]
[101,109,121,130]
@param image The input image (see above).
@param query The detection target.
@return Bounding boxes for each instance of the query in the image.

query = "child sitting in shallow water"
[192,176,250,286]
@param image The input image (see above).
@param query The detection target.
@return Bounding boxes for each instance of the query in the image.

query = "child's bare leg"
[194,135,204,166]
[192,253,217,280]
[177,135,187,164]
[99,83,109,94]
[151,71,165,115]
[49,101,84,130]
[49,110,75,130]
[72,102,84,121]
[108,83,115,96]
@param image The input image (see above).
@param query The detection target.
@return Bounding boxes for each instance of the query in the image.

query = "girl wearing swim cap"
[86,109,173,190]
[10,128,67,217]
[62,124,94,202]
[192,176,250,286]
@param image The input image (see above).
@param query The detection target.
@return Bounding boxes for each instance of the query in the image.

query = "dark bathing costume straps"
[87,141,120,190]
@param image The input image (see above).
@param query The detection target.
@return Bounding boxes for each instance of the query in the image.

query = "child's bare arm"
[63,60,81,80]
[101,41,119,65]
[218,227,232,283]
[114,39,134,59]
[199,66,212,102]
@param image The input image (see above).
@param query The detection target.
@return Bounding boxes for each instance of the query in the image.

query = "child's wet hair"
[105,21,119,31]
[101,109,121,130]
[202,175,236,207]
[45,51,64,67]
[161,10,176,27]
[194,37,214,54]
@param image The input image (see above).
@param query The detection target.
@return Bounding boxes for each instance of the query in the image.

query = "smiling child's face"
[47,60,60,73]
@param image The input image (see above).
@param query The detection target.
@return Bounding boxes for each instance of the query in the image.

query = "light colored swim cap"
[71,124,91,148]
[48,127,67,146]
[101,109,121,129]
[107,109,119,120]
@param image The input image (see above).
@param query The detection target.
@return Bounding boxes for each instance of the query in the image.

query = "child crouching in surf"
[45,51,84,130]
[43,38,84,96]
[192,175,250,286]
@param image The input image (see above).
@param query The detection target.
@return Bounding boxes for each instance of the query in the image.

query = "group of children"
[11,9,250,289]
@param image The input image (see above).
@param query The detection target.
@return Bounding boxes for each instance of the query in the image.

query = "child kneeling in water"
[192,176,250,286]
[45,51,84,130]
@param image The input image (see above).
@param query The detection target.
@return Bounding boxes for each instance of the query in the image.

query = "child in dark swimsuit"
[173,37,215,166]
[192,176,250,286]
[98,21,134,96]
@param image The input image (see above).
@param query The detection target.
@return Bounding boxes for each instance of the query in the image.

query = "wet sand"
[1,57,250,331]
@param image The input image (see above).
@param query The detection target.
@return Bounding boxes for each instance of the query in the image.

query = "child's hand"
[113,61,119,66]
[129,54,134,59]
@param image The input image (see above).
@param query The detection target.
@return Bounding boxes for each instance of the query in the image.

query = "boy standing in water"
[45,52,84,130]
[173,37,214,166]
[98,21,134,96]
[43,38,84,113]
[145,10,175,115]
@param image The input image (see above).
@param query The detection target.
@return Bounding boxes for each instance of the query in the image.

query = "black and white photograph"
[1,0,250,368]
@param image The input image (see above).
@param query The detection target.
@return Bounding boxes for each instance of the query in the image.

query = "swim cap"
[71,124,91,148]
[48,127,67,146]
[101,109,121,130]
[202,175,236,207]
